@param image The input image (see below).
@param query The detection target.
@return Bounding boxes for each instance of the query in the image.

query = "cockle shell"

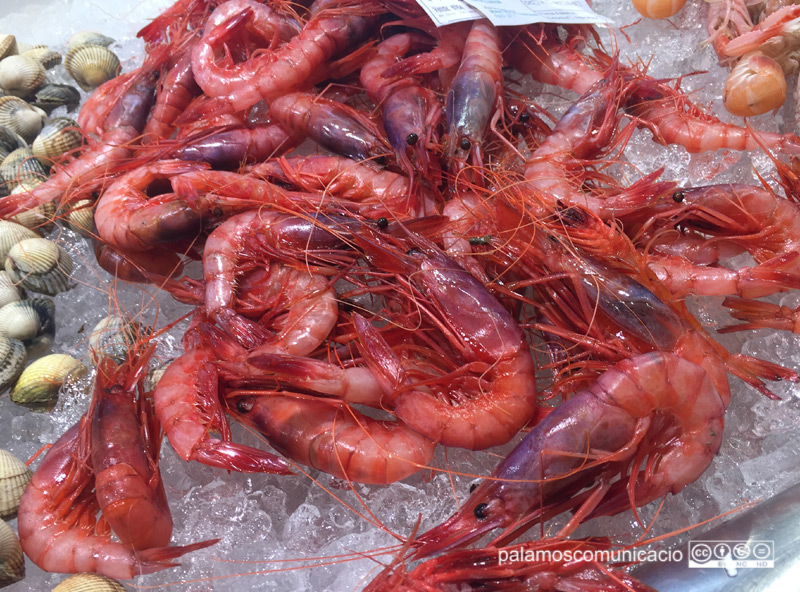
[0,220,38,262]
[0,55,46,98]
[63,199,94,237]
[0,297,55,354]
[9,188,55,233]
[0,335,26,392]
[5,238,74,296]
[0,271,22,309]
[31,83,81,114]
[32,117,83,162]
[0,449,31,518]
[10,353,86,407]
[88,315,143,365]
[0,36,17,62]
[0,125,25,161]
[64,44,120,92]
[67,31,115,52]
[0,96,46,142]
[0,520,24,586]
[52,573,127,591]
[1,147,49,188]
[22,45,61,70]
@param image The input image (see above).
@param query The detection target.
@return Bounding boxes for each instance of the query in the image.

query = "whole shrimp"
[191,0,381,116]
[19,351,218,578]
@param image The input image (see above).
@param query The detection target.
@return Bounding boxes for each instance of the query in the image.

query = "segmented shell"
[0,449,31,518]
[0,520,24,585]
[31,83,81,114]
[0,126,25,161]
[10,353,86,407]
[5,238,74,296]
[63,199,94,237]
[0,36,17,62]
[1,148,49,188]
[32,117,82,162]
[0,55,46,98]
[0,220,38,261]
[9,193,55,233]
[0,96,46,142]
[67,31,115,52]
[64,45,119,92]
[22,45,61,70]
[0,297,54,352]
[0,336,26,392]
[89,315,143,365]
[0,271,22,309]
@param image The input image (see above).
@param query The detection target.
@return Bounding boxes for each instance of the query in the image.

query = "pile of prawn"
[7,0,800,588]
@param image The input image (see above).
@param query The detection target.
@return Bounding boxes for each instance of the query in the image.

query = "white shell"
[0,36,17,62]
[22,45,62,70]
[0,449,31,518]
[64,199,94,237]
[67,31,115,52]
[5,238,74,296]
[0,55,46,98]
[9,194,55,233]
[0,271,22,309]
[0,220,38,261]
[32,117,83,162]
[64,45,120,92]
[2,148,49,189]
[0,335,26,392]
[89,315,142,365]
[52,573,127,591]
[0,520,23,586]
[0,297,54,348]
[10,353,86,407]
[0,97,46,143]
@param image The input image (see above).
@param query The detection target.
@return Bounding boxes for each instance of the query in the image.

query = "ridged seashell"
[10,353,86,407]
[64,45,120,92]
[0,55,46,98]
[22,45,62,70]
[6,238,74,296]
[0,96,46,142]
[0,520,24,585]
[67,31,115,52]
[0,335,25,392]
[32,117,83,162]
[0,220,38,261]
[0,297,55,354]
[0,271,22,309]
[89,315,143,365]
[0,125,25,161]
[31,83,81,114]
[0,36,17,62]
[1,147,49,188]
[9,193,55,233]
[52,573,127,591]
[63,199,94,237]
[0,449,32,518]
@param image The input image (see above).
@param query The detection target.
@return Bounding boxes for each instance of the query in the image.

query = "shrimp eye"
[406,248,423,256]
[459,138,471,151]
[474,503,489,520]
[469,482,479,493]
[376,217,389,229]
[519,111,530,123]
[406,133,418,145]
[236,397,254,413]
[672,190,685,203]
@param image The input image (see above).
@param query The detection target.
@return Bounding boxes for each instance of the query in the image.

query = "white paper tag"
[415,0,611,27]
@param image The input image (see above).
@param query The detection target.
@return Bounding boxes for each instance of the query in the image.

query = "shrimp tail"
[136,538,221,574]
[719,296,800,333]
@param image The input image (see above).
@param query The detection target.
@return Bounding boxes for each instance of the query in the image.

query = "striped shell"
[53,573,127,591]
[10,353,86,407]
[5,238,74,296]
[89,315,142,365]
[22,45,62,70]
[0,96,46,142]
[67,31,115,52]
[0,36,17,62]
[0,271,22,309]
[31,83,81,114]
[1,148,49,188]
[0,335,26,392]
[0,297,55,351]
[32,117,83,162]
[0,55,46,98]
[0,220,38,261]
[0,520,23,586]
[0,126,25,161]
[64,45,120,92]
[63,199,94,237]
[0,449,31,518]
[9,187,55,232]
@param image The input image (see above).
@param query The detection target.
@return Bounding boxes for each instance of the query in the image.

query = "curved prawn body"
[153,322,294,474]
[722,4,800,64]
[267,92,389,162]
[412,351,726,558]
[252,155,437,217]
[94,159,208,252]
[353,232,538,450]
[191,0,381,114]
[445,19,503,173]
[360,33,442,178]
[89,349,171,550]
[142,48,202,142]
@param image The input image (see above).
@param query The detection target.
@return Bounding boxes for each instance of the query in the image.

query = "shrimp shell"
[5,238,74,296]
[0,520,23,586]
[0,449,32,518]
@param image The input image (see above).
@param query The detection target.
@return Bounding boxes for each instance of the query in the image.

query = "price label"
[415,0,611,27]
